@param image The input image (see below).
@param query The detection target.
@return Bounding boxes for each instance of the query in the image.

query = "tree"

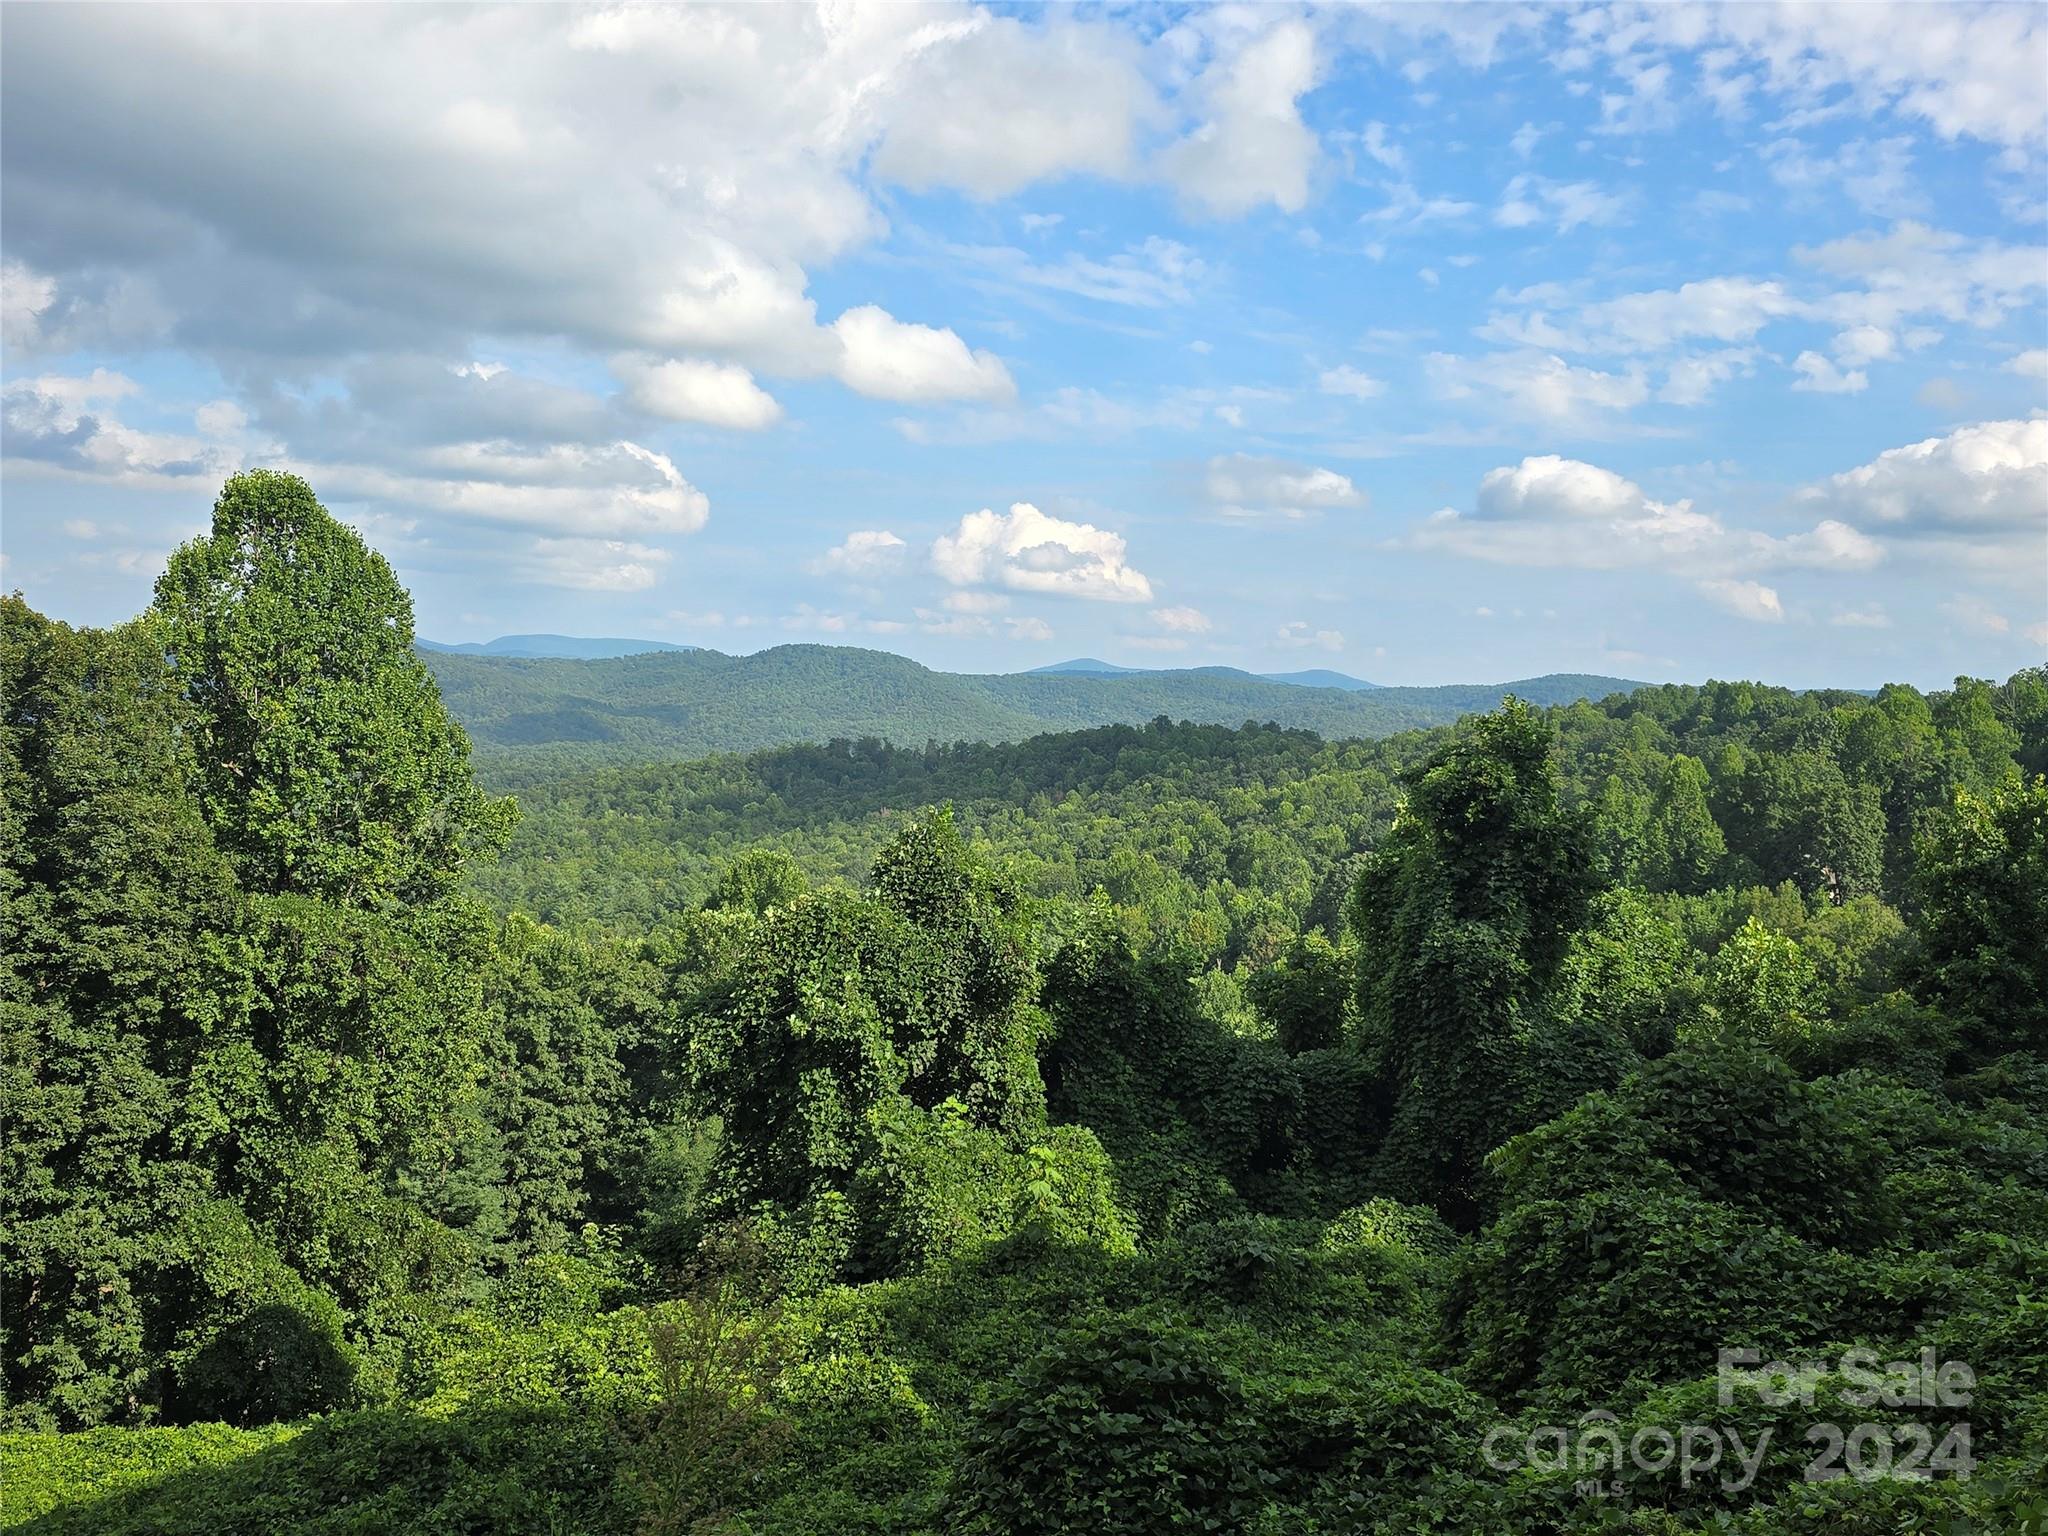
[1906,773,2048,1060]
[1,601,248,1426]
[154,470,513,906]
[1244,930,1351,1053]
[1640,753,1727,894]
[1349,700,1601,1224]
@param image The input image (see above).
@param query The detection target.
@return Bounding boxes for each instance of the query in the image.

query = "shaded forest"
[5,474,2047,1534]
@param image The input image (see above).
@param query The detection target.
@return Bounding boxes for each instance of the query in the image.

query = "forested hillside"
[421,642,1641,771]
[6,475,2047,1535]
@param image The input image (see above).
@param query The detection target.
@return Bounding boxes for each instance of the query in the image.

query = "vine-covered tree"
[1350,699,1601,1224]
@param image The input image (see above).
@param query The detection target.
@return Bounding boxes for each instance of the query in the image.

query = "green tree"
[1906,774,2048,1060]
[1640,753,1727,893]
[1,601,249,1427]
[1350,700,1602,1224]
[154,470,513,906]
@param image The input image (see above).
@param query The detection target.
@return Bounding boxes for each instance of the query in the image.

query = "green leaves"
[154,470,513,907]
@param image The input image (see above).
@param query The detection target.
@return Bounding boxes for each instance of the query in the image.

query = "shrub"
[946,1312,1271,1535]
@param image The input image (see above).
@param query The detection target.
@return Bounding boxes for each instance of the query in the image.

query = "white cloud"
[615,356,783,430]
[194,399,249,436]
[1799,419,2048,555]
[941,590,1010,614]
[811,528,906,578]
[1494,174,1627,234]
[1832,324,1896,368]
[1205,453,1367,520]
[1160,19,1320,217]
[1832,605,1892,629]
[1006,615,1054,642]
[1150,605,1212,633]
[1276,621,1344,651]
[1483,278,1804,355]
[1697,578,1785,623]
[1605,2,2048,150]
[60,518,99,539]
[1,261,58,350]
[1791,351,1868,394]
[868,15,1154,198]
[1,369,237,486]
[1764,136,1922,217]
[1410,454,1882,577]
[1426,351,1649,429]
[1658,348,1758,406]
[951,236,1204,308]
[1944,595,2011,635]
[1319,365,1386,399]
[932,501,1153,602]
[1795,223,2047,334]
[2009,349,2048,381]
[524,537,668,592]
[830,305,1015,404]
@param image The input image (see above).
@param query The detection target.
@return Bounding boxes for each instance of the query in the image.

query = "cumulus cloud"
[2,369,236,485]
[1410,454,1882,578]
[1798,419,2048,557]
[811,529,907,578]
[614,356,783,430]
[1160,18,1320,217]
[932,502,1153,602]
[830,305,1015,404]
[2009,349,2048,381]
[1204,453,1367,520]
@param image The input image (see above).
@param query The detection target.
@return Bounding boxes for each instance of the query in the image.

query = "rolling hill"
[420,642,1644,776]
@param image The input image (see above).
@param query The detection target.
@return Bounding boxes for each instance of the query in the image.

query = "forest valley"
[4,472,2047,1534]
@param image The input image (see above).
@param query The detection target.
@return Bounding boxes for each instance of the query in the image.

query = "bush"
[946,1312,1272,1535]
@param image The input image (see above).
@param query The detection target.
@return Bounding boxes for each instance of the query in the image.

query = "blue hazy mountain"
[1029,658,1380,690]
[417,634,697,660]
[1259,668,1381,691]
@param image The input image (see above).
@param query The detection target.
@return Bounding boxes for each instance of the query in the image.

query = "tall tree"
[154,470,513,906]
[1350,699,1600,1224]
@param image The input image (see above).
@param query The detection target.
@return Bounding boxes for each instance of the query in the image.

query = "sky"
[2,2,2045,689]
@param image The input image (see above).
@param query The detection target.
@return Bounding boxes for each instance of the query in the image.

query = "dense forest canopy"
[5,475,2047,1533]
[421,642,1644,772]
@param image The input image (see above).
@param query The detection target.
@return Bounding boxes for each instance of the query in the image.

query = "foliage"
[10,481,2048,1534]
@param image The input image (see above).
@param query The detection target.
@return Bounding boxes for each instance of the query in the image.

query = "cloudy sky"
[3,2,2044,687]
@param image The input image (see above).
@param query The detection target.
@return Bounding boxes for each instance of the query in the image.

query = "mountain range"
[1030,658,1382,691]
[418,641,1644,773]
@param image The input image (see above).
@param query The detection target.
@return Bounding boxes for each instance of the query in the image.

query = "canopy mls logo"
[1479,1347,1978,1499]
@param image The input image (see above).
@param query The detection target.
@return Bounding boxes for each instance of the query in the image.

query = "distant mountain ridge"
[420,641,1645,774]
[1032,657,1383,691]
[418,634,696,660]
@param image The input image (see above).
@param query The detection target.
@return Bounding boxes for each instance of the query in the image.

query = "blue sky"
[3,2,2044,688]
